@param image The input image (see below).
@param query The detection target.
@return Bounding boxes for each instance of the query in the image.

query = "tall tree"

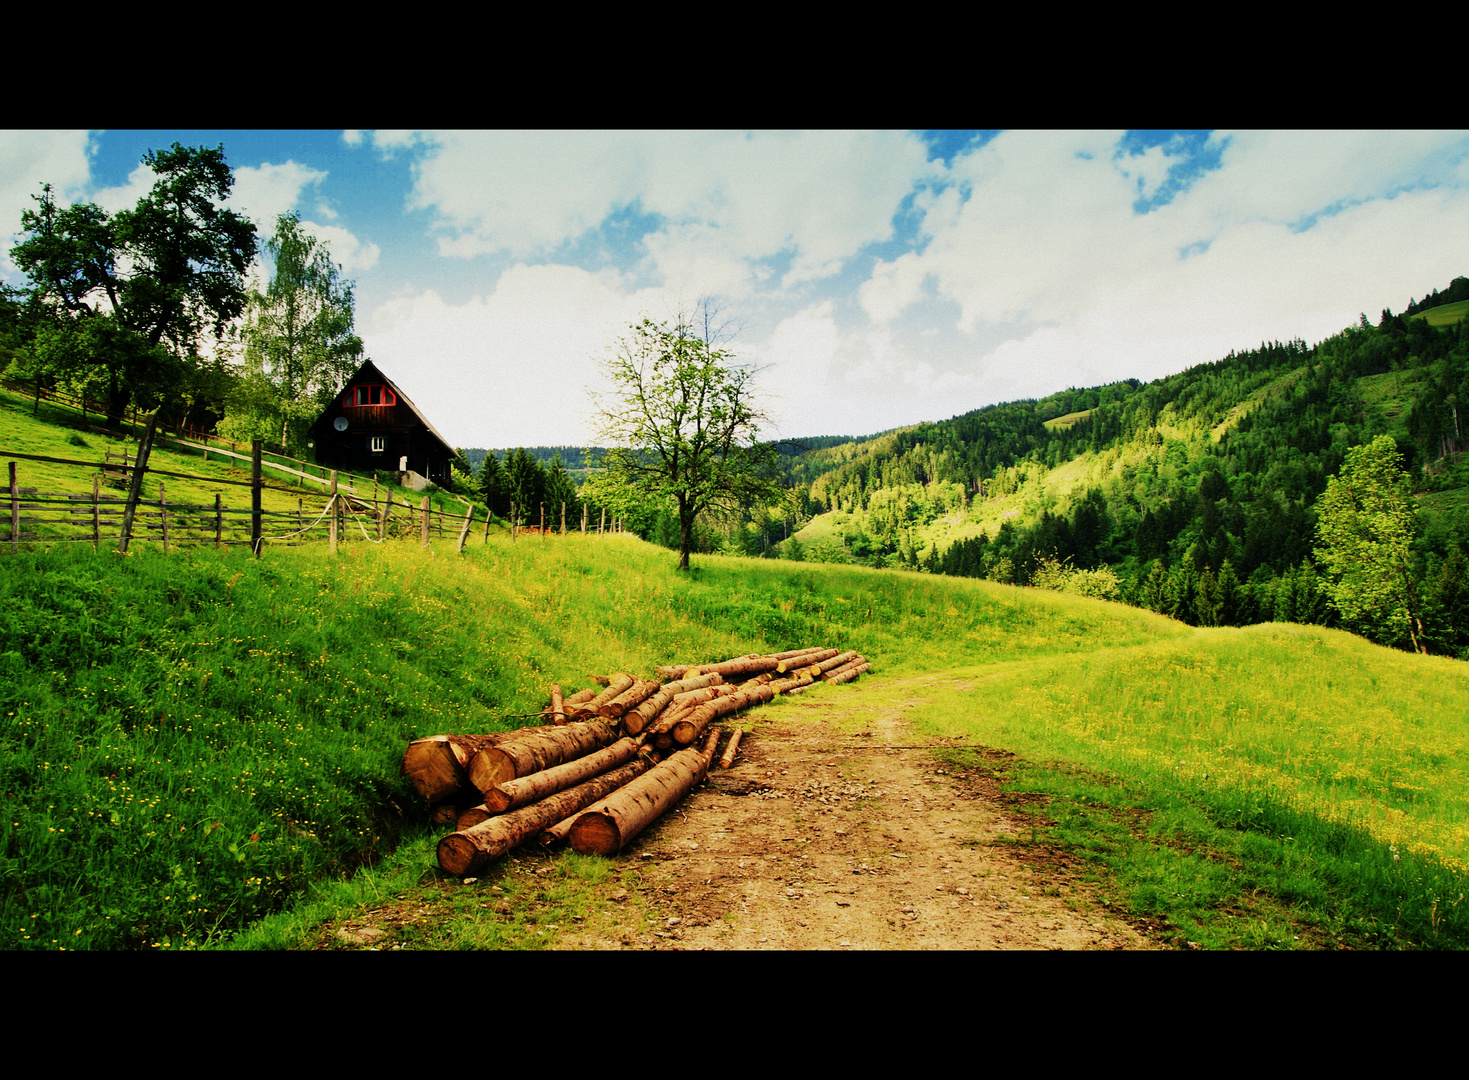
[590,316,785,570]
[1314,434,1426,653]
[10,144,257,427]
[226,212,363,453]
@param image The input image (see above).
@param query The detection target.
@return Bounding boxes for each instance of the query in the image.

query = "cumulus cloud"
[399,130,931,293]
[230,160,328,226]
[298,221,380,274]
[0,130,93,276]
[361,264,665,448]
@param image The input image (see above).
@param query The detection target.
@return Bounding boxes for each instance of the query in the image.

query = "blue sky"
[4,129,1467,450]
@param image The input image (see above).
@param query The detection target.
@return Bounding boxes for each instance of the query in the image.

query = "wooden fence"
[3,423,626,556]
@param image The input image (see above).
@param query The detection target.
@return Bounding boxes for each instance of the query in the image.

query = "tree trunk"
[483,737,646,814]
[438,755,657,876]
[467,719,621,792]
[401,729,558,804]
[567,733,718,856]
[678,499,693,571]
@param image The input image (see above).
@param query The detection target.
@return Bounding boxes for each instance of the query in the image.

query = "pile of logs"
[400,646,873,877]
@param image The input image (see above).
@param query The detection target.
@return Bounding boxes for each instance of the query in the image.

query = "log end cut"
[568,812,623,857]
[437,832,485,877]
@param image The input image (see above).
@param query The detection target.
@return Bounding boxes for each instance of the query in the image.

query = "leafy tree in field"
[224,212,363,453]
[591,316,786,570]
[1314,434,1426,652]
[10,144,257,428]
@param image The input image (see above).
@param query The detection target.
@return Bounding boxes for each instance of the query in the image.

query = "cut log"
[829,662,873,685]
[567,736,719,856]
[601,678,660,719]
[467,719,621,792]
[550,684,565,725]
[672,683,775,745]
[815,650,860,675]
[770,672,815,694]
[543,686,596,721]
[719,727,744,769]
[456,805,494,831]
[438,753,657,876]
[777,648,838,672]
[821,654,868,681]
[565,673,634,719]
[483,737,644,814]
[400,732,553,804]
[769,646,828,661]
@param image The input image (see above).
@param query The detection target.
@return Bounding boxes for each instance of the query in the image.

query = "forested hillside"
[769,278,1469,657]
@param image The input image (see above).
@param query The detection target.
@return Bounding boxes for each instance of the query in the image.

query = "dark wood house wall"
[308,361,460,484]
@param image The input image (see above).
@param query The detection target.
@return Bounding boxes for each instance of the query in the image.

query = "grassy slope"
[8,403,1469,949]
[0,530,1187,950]
[0,386,477,547]
[1411,299,1469,327]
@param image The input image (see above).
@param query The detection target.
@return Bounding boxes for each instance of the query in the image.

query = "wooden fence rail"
[2,402,626,556]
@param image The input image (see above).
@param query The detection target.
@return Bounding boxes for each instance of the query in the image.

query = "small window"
[346,384,396,407]
[370,436,386,453]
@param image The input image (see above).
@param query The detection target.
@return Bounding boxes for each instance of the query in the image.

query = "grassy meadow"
[3,502,1467,948]
[0,384,476,548]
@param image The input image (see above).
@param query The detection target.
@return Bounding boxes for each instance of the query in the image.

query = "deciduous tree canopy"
[1314,434,1426,652]
[591,316,785,570]
[224,212,363,453]
[10,143,257,427]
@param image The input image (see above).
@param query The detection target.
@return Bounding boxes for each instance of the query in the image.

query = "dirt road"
[559,673,1161,951]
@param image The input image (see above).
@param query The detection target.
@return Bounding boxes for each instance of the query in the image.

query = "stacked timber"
[403,645,875,876]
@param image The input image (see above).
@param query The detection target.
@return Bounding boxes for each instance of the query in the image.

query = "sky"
[3,129,1467,451]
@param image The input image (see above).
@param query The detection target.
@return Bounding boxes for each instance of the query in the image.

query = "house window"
[370,436,386,453]
[346,384,396,407]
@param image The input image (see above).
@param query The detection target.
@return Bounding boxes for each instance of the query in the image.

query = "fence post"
[159,481,169,554]
[599,507,606,535]
[92,474,100,552]
[251,438,263,557]
[380,489,392,541]
[420,495,430,549]
[330,470,339,555]
[540,502,545,541]
[117,412,159,554]
[511,502,517,543]
[7,461,17,550]
[457,504,473,553]
[214,493,222,550]
[582,503,587,535]
[561,501,566,535]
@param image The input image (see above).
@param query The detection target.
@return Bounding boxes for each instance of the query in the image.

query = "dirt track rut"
[559,674,1161,951]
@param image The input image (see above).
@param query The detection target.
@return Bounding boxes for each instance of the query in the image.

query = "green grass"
[8,379,1469,949]
[0,384,485,549]
[0,531,1190,950]
[907,621,1469,947]
[1043,409,1093,431]
[1409,300,1469,327]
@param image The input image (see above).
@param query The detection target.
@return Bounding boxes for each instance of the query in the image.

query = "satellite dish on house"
[333,416,348,432]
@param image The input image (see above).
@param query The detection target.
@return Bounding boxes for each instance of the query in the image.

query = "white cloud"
[230,160,328,227]
[401,130,932,294]
[755,302,842,434]
[0,130,94,276]
[93,162,157,215]
[1192,130,1469,226]
[299,221,380,274]
[361,264,665,447]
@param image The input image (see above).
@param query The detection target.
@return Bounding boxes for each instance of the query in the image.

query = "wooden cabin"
[308,360,462,489]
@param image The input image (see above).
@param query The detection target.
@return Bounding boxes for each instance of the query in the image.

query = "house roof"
[324,359,464,464]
